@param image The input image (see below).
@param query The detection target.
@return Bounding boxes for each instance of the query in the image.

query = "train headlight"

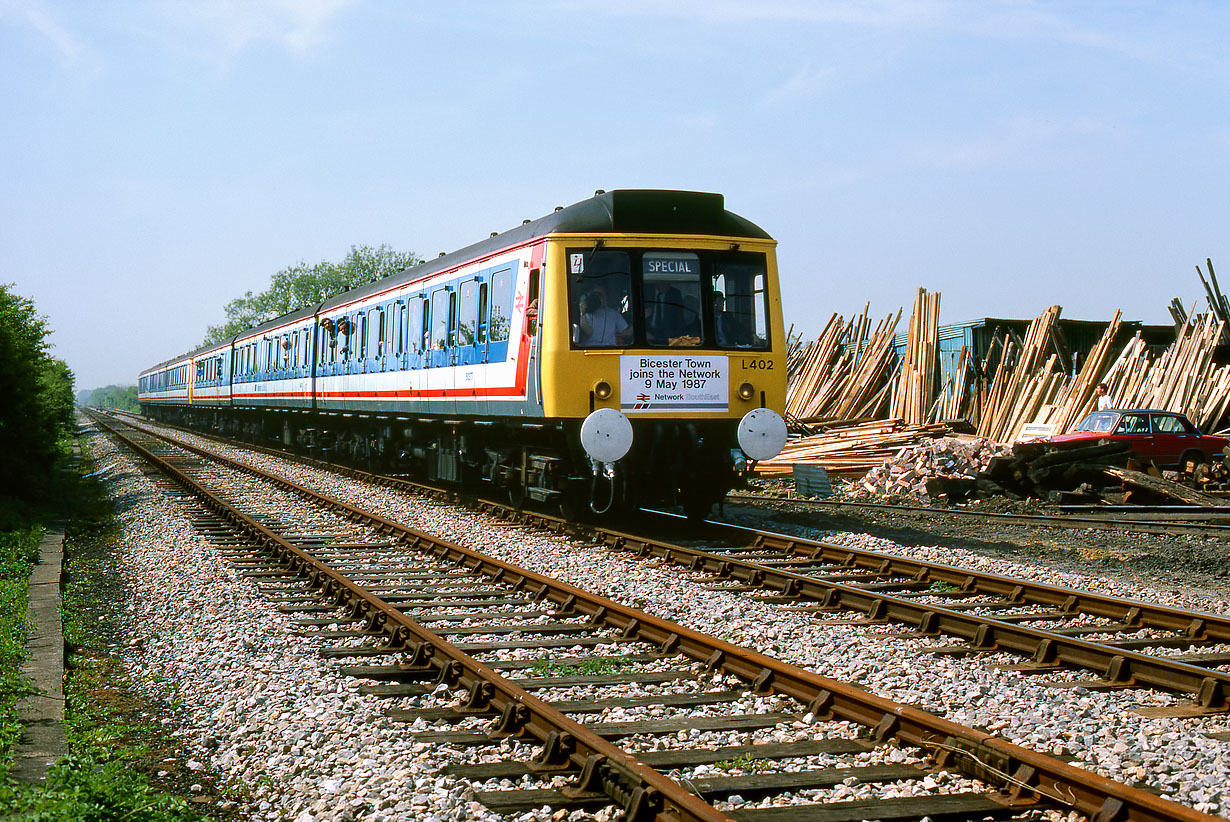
[580,408,633,463]
[594,381,613,401]
[738,408,787,461]
[737,382,755,401]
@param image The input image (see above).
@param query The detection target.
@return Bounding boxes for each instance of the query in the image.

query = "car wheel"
[1179,449,1205,472]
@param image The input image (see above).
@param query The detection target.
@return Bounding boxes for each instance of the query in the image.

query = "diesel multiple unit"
[139,190,788,516]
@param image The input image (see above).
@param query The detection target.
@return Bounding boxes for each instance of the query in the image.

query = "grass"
[0,436,215,821]
[928,579,958,594]
[0,525,40,777]
[529,656,637,677]
[714,752,775,773]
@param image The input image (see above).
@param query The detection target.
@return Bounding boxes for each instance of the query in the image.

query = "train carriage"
[139,189,788,517]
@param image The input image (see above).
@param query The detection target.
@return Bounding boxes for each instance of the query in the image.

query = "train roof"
[142,190,769,375]
[319,189,772,312]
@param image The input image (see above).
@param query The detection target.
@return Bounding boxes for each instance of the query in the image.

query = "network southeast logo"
[634,392,651,409]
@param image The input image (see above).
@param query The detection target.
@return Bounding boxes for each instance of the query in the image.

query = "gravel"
[85,422,1230,820]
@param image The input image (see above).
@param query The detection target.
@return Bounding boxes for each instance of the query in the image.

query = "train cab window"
[490,269,512,342]
[711,257,770,349]
[568,250,631,348]
[430,289,451,350]
[458,280,478,346]
[642,252,701,347]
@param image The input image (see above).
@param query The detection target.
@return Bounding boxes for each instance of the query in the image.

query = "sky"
[2,1,1228,390]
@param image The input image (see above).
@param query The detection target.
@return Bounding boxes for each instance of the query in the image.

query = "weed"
[928,580,957,594]
[530,656,636,677]
[714,753,774,773]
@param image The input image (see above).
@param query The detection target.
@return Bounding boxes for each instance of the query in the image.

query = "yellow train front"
[527,189,787,517]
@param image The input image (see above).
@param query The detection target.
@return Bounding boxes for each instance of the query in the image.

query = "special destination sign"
[620,355,728,413]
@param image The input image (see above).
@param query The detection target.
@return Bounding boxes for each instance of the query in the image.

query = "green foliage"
[928,579,957,593]
[0,284,76,501]
[714,753,774,773]
[0,469,209,820]
[201,243,421,345]
[0,752,205,821]
[530,656,635,677]
[76,385,140,413]
[0,527,40,776]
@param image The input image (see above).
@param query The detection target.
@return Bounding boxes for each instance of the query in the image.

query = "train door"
[426,287,456,414]
[456,278,487,416]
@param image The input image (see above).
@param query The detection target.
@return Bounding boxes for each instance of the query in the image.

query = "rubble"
[847,436,1010,499]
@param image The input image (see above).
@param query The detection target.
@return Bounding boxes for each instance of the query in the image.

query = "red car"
[1051,409,1228,468]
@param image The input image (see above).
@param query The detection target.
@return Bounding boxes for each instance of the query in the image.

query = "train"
[138,189,788,517]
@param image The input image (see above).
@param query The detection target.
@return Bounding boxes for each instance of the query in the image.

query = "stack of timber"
[890,288,941,425]
[784,306,902,423]
[854,436,1010,498]
[1027,310,1126,434]
[1092,310,1230,431]
[754,418,952,478]
[973,305,1067,443]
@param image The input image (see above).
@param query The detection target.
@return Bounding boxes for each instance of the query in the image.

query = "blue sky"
[2,1,1227,390]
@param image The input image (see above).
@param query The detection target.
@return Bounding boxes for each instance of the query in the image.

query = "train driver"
[575,288,629,347]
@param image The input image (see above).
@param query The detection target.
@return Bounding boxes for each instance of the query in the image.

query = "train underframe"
[142,404,743,518]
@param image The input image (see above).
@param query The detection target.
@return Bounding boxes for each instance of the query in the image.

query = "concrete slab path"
[11,523,67,783]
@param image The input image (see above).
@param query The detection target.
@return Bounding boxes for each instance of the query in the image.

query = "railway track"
[577,516,1230,716]
[726,494,1230,537]
[86,408,1222,821]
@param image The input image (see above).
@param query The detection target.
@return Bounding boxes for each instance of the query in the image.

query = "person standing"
[1095,382,1114,411]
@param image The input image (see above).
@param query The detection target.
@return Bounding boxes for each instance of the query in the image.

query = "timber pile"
[785,306,902,422]
[1091,311,1230,430]
[890,288,941,425]
[974,305,1066,442]
[755,418,952,478]
[854,437,1009,498]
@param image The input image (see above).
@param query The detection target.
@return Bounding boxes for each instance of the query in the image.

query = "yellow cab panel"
[539,234,786,420]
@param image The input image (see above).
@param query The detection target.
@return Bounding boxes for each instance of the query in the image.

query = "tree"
[78,384,140,412]
[202,244,420,345]
[0,284,76,500]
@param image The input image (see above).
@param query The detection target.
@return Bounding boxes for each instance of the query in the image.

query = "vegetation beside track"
[0,448,225,820]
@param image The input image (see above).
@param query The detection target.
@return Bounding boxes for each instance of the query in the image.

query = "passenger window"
[368,308,383,357]
[1115,414,1149,434]
[407,296,425,353]
[478,282,489,343]
[430,289,451,350]
[458,280,478,346]
[392,302,404,356]
[490,269,512,342]
[1152,415,1187,434]
[339,316,355,360]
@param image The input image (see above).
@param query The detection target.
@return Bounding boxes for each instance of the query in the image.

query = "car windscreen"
[1072,412,1117,433]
